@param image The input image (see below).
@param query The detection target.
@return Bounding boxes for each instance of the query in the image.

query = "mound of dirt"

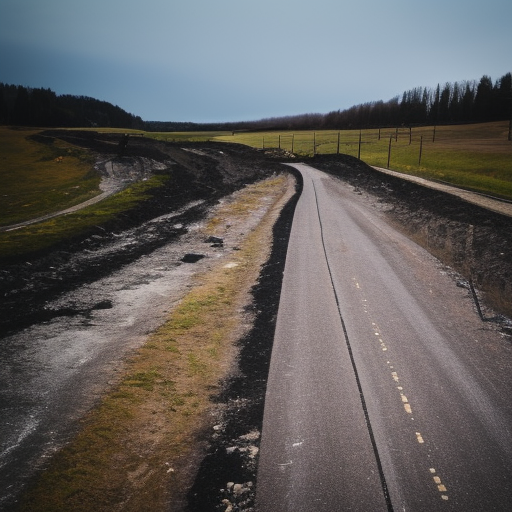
[0,132,285,336]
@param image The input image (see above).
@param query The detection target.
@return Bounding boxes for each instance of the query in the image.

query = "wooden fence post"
[418,135,423,166]
[387,135,392,169]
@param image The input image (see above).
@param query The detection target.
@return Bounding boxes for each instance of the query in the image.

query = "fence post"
[395,127,398,142]
[433,125,436,143]
[337,131,340,154]
[358,130,362,159]
[409,127,412,145]
[313,132,316,155]
[279,135,281,149]
[418,135,423,166]
[291,134,294,153]
[387,135,392,169]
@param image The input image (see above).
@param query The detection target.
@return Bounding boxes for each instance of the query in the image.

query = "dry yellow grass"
[17,174,294,512]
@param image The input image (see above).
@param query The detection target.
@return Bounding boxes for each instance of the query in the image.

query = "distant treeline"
[0,83,144,129]
[145,73,512,132]
[1,72,511,132]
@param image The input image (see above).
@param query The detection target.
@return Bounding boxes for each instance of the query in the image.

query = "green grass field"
[0,127,101,226]
[215,121,512,200]
[0,127,170,259]
[1,121,510,260]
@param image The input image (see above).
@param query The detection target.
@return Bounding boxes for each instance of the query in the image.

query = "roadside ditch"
[311,153,512,324]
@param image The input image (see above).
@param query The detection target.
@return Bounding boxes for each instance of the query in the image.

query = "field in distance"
[215,121,512,201]
[3,122,509,225]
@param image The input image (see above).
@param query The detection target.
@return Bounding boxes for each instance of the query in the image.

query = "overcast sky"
[0,0,510,123]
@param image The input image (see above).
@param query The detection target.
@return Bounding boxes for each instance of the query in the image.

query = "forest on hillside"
[1,72,511,131]
[0,83,144,129]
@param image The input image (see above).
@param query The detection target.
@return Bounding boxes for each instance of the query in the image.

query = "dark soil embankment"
[311,154,512,320]
[187,169,302,512]
[0,132,284,337]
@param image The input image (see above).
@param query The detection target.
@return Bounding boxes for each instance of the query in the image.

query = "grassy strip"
[53,127,230,142]
[0,127,100,226]
[0,174,169,260]
[145,131,232,142]
[17,175,291,512]
[214,121,512,200]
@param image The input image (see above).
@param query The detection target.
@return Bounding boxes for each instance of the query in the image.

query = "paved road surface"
[256,163,512,511]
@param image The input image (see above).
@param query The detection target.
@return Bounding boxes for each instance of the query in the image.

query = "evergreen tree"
[474,75,494,121]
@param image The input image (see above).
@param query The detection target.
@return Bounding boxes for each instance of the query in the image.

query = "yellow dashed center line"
[354,277,449,502]
[431,469,449,499]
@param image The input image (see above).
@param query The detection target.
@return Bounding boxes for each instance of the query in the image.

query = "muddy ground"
[1,133,511,511]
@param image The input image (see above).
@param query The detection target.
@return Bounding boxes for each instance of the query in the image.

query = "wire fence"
[222,122,512,199]
[257,127,441,170]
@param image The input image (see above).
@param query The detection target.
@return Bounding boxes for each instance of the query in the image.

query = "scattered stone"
[205,236,224,246]
[91,299,113,310]
[247,446,259,458]
[232,483,244,496]
[239,430,260,441]
[181,253,205,263]
[221,499,233,512]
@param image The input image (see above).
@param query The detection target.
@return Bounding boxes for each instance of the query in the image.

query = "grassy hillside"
[0,127,101,226]
[0,127,170,259]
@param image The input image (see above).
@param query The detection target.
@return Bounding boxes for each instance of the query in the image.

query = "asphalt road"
[256,163,512,511]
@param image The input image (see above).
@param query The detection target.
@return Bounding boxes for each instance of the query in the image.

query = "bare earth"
[1,133,511,511]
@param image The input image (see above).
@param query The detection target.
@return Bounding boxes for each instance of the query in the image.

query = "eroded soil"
[1,134,511,511]
[0,132,285,336]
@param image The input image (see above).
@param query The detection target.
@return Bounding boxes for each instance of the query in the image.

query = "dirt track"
[0,132,285,336]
